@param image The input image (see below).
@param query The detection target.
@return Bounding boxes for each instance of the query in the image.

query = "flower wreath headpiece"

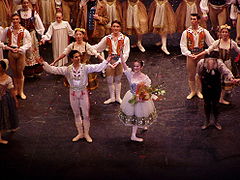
[220,24,231,30]
[74,28,86,34]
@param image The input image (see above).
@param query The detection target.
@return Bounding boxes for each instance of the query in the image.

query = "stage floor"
[1,42,240,180]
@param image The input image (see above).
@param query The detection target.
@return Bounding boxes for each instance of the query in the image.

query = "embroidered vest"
[209,0,226,6]
[67,64,88,91]
[218,39,231,62]
[18,9,35,32]
[7,27,24,47]
[187,28,205,51]
[106,35,125,56]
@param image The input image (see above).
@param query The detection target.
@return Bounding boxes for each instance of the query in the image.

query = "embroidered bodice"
[124,68,151,94]
[0,75,14,97]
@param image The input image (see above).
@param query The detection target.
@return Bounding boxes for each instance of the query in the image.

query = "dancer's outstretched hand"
[50,61,56,66]
[106,55,112,62]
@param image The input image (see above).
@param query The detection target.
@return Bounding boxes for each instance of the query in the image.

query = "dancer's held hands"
[188,54,196,59]
[36,57,44,65]
[231,78,240,84]
[12,48,20,53]
[39,39,45,45]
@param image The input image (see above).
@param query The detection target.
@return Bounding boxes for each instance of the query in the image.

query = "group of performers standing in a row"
[2,0,240,52]
[1,0,240,145]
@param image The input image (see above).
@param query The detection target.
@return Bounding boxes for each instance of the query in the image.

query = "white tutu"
[119,90,157,127]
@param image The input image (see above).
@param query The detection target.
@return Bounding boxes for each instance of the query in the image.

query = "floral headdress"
[220,24,231,31]
[74,28,86,34]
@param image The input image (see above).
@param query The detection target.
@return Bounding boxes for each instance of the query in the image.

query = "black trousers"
[202,85,221,122]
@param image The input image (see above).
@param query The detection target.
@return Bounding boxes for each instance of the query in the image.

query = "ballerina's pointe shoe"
[72,134,84,142]
[186,92,196,99]
[104,98,115,104]
[19,93,27,100]
[131,136,144,142]
[137,43,145,52]
[219,99,230,105]
[161,46,170,55]
[0,139,8,144]
[84,134,93,143]
[115,98,122,104]
[201,122,210,130]
[214,122,222,130]
[196,92,203,99]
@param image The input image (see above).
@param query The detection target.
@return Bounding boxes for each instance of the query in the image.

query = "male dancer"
[94,20,130,104]
[2,13,32,99]
[38,50,111,143]
[180,13,214,99]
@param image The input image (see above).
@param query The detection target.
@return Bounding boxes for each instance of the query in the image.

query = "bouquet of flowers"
[128,82,166,104]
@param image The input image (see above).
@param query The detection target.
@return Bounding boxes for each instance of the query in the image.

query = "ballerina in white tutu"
[119,58,158,142]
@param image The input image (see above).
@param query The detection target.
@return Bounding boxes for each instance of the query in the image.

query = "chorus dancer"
[2,13,32,100]
[175,0,206,33]
[17,0,45,78]
[0,59,19,144]
[36,0,57,28]
[119,58,157,142]
[51,28,105,91]
[104,0,123,35]
[194,24,240,104]
[41,11,74,67]
[61,0,81,28]
[77,0,109,44]
[148,0,176,55]
[180,13,214,100]
[196,52,240,130]
[93,20,130,104]
[200,0,230,37]
[37,50,110,143]
[122,0,148,52]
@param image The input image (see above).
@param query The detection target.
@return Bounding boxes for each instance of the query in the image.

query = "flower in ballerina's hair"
[128,82,166,104]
